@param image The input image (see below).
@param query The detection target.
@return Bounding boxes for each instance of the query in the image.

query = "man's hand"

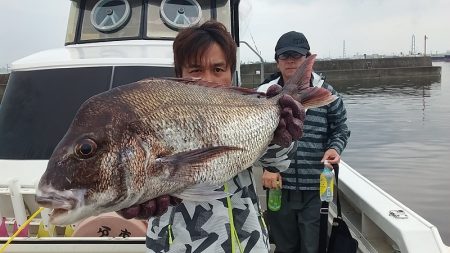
[266,85,305,148]
[321,149,340,165]
[116,195,181,220]
[262,170,282,189]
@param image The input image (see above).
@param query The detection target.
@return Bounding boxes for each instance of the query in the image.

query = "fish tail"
[282,54,337,109]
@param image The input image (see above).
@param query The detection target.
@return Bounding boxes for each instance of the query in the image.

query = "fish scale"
[95,80,280,207]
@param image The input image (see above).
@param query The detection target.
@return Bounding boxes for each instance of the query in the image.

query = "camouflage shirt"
[145,168,270,252]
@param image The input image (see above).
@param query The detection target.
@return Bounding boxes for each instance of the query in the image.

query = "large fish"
[36,55,336,225]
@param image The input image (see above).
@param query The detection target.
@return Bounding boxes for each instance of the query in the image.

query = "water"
[335,62,450,245]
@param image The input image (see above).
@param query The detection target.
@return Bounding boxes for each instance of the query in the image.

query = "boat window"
[65,1,80,44]
[0,67,111,159]
[80,0,143,42]
[214,0,231,30]
[112,66,174,87]
[146,0,230,39]
[0,66,173,160]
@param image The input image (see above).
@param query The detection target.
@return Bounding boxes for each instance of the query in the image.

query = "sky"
[1,0,450,68]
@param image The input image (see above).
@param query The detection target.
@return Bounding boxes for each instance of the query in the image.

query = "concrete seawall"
[1,57,442,102]
[241,56,441,88]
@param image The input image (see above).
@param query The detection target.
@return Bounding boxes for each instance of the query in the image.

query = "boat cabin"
[0,0,239,160]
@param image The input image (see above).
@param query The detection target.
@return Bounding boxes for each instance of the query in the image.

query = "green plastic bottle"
[268,181,282,211]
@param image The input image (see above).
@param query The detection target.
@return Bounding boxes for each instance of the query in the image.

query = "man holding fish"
[139,21,273,252]
[123,21,308,253]
[36,21,336,252]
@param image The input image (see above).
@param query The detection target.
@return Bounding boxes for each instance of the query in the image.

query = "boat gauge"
[160,0,202,30]
[90,0,131,32]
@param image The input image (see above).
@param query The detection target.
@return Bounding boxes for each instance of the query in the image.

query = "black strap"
[318,163,341,253]
[318,201,329,253]
[334,164,342,218]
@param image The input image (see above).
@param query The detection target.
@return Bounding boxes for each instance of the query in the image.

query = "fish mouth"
[35,195,76,221]
[35,195,77,210]
[35,187,86,224]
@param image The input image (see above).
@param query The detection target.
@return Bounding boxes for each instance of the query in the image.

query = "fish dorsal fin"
[161,78,267,96]
[281,55,338,109]
[228,87,267,96]
[155,146,242,183]
[161,77,230,88]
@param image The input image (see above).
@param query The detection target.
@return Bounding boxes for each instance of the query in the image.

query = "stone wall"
[240,56,441,88]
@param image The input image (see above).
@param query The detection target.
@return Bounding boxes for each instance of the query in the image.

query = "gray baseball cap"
[275,31,310,58]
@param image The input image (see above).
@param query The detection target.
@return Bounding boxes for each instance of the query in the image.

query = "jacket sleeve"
[324,83,351,154]
[256,142,297,173]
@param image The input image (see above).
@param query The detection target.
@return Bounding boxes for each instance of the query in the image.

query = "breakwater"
[241,56,441,88]
[1,57,442,102]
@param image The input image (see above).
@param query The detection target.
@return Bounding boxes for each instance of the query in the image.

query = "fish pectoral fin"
[172,184,231,201]
[155,146,242,181]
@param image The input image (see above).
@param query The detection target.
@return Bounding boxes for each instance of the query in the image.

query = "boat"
[431,55,450,62]
[1,0,449,252]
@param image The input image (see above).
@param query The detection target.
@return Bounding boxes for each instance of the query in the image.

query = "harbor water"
[337,62,450,245]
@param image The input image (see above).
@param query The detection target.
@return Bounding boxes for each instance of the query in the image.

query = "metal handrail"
[239,41,265,84]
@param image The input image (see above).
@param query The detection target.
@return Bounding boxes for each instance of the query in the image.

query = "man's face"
[276,51,307,82]
[181,42,232,86]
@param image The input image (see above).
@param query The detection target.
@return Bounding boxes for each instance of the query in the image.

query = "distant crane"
[424,35,428,56]
[343,40,346,58]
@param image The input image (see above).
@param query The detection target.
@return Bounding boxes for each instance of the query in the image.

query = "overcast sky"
[1,0,449,67]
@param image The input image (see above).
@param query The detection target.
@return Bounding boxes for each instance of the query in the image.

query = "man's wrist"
[327,146,341,155]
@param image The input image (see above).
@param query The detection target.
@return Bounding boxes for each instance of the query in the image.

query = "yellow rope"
[168,224,173,245]
[0,207,44,253]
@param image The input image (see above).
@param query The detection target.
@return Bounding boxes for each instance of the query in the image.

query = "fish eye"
[75,138,97,159]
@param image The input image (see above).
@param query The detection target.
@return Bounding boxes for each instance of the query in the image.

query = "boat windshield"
[65,0,231,45]
[0,66,173,160]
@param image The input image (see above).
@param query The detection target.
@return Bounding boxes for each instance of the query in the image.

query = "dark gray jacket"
[257,73,350,190]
